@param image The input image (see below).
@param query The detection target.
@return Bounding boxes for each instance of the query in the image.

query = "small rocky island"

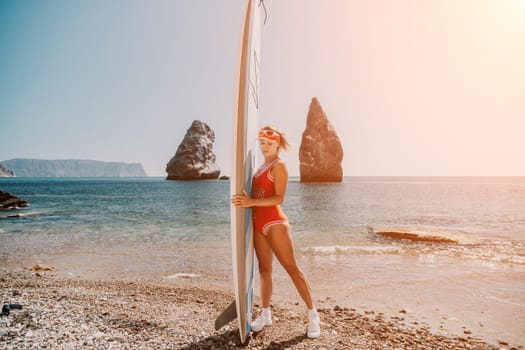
[299,97,344,182]
[166,120,221,180]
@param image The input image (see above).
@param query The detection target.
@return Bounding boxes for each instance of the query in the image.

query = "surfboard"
[214,0,261,344]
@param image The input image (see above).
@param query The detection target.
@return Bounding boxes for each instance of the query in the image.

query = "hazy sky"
[1,0,524,176]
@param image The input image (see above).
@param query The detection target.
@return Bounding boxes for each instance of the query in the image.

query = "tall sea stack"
[166,120,221,180]
[299,97,343,182]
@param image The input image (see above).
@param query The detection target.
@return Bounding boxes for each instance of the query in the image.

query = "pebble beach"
[1,267,519,350]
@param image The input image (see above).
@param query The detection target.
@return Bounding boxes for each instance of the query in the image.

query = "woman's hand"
[231,190,254,208]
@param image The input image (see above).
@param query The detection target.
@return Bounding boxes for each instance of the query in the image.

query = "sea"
[1,177,524,345]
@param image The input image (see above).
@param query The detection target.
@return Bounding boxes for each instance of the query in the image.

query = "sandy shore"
[1,267,519,350]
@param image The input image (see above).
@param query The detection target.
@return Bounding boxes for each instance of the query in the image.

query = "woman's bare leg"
[266,224,314,309]
[254,231,274,308]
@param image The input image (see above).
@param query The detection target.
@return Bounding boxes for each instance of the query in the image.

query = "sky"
[1,0,524,177]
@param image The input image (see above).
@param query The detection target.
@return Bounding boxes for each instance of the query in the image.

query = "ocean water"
[1,177,524,266]
[1,177,525,345]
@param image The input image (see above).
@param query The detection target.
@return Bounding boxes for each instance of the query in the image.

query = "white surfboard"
[214,0,261,344]
[231,0,261,343]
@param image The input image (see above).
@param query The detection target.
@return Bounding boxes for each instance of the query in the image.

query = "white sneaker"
[307,309,321,338]
[251,313,272,332]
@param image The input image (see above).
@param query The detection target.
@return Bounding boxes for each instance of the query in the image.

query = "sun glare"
[511,0,525,13]
[503,0,525,33]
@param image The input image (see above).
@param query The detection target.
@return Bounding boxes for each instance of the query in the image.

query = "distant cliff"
[0,159,147,177]
[0,163,15,177]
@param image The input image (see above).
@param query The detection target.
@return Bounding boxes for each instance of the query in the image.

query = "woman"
[231,126,321,338]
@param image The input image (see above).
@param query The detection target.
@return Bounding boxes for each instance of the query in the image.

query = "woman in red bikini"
[231,126,321,338]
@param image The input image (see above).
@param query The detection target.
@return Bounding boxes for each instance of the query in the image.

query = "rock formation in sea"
[166,120,221,180]
[0,190,29,209]
[0,163,15,177]
[299,97,343,182]
[0,159,147,177]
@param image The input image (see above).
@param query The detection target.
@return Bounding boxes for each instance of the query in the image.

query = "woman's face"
[259,139,279,158]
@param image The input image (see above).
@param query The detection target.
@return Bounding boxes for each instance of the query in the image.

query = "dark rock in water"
[0,191,29,209]
[219,175,230,180]
[0,159,146,177]
[166,120,221,180]
[0,163,15,177]
[299,97,343,182]
[375,230,458,243]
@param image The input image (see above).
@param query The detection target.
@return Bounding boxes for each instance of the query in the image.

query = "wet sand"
[0,264,521,350]
[294,253,525,348]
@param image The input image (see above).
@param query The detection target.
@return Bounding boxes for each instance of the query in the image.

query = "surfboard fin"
[214,300,237,330]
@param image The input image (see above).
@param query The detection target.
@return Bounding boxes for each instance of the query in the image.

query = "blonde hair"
[260,125,290,151]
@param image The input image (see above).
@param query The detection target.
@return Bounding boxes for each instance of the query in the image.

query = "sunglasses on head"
[258,129,280,138]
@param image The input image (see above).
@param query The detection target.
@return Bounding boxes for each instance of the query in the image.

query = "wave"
[300,231,525,266]
[0,210,45,220]
[368,226,483,244]
[301,245,402,255]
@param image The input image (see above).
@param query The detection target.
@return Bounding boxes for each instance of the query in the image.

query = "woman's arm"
[231,161,288,208]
